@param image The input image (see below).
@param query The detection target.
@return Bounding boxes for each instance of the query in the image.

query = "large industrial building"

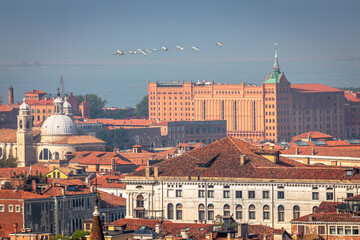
[148,49,359,142]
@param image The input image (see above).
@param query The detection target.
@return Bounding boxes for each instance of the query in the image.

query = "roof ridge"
[185,152,202,161]
[227,136,245,155]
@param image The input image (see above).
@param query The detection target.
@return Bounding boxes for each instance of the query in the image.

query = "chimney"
[303,157,310,165]
[155,224,161,234]
[295,147,299,155]
[312,148,315,155]
[111,158,116,172]
[154,166,159,178]
[32,180,37,193]
[181,230,189,239]
[238,223,249,239]
[8,86,14,105]
[240,155,246,165]
[62,187,66,196]
[90,186,95,193]
[145,167,151,178]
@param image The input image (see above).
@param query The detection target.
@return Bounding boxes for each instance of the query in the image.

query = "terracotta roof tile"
[0,104,18,112]
[0,129,41,143]
[106,218,162,231]
[0,189,49,199]
[69,151,133,166]
[127,137,360,181]
[291,84,343,93]
[98,190,126,208]
[90,175,126,189]
[161,222,212,239]
[52,135,105,145]
[281,145,360,158]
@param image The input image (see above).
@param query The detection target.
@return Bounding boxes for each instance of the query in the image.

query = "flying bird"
[129,51,138,54]
[113,50,125,55]
[153,48,161,52]
[162,46,169,51]
[192,46,199,51]
[216,42,222,47]
[137,49,147,56]
[176,46,184,51]
[144,49,151,53]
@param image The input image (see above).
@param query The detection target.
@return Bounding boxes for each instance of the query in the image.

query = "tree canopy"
[96,128,129,149]
[134,95,148,117]
[76,93,107,118]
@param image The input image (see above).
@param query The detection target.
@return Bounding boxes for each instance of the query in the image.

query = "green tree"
[134,95,148,117]
[50,234,68,240]
[96,129,129,149]
[71,230,90,240]
[0,156,18,168]
[76,94,107,118]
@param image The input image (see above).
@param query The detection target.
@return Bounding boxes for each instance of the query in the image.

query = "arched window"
[53,152,60,160]
[293,205,300,219]
[19,119,22,129]
[223,204,230,216]
[263,205,270,220]
[198,204,205,220]
[167,203,174,219]
[208,204,214,220]
[0,147,3,159]
[39,148,52,160]
[278,205,284,222]
[176,204,182,220]
[236,205,242,220]
[312,206,318,213]
[26,120,30,129]
[136,195,144,208]
[249,205,256,220]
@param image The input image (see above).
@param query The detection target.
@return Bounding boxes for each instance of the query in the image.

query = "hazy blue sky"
[0,0,360,107]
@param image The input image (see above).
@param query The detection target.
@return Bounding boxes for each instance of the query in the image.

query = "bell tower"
[16,99,34,167]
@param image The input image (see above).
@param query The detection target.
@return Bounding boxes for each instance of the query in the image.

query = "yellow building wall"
[46,169,69,179]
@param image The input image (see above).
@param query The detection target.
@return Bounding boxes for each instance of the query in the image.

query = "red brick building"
[148,49,353,142]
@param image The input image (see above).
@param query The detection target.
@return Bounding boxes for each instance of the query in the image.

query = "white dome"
[41,115,77,135]
[54,96,63,104]
[19,99,30,111]
[63,99,72,109]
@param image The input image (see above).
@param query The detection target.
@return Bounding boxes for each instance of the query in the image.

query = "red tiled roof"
[281,145,360,158]
[49,178,87,186]
[25,90,47,94]
[344,92,360,103]
[0,104,18,112]
[52,135,105,145]
[291,84,343,93]
[0,189,49,199]
[0,164,49,179]
[161,222,212,240]
[26,98,54,105]
[41,185,93,197]
[345,194,360,201]
[90,175,126,189]
[292,131,333,141]
[0,129,41,143]
[98,190,126,208]
[106,218,162,231]
[314,201,341,213]
[68,151,133,166]
[128,137,360,181]
[292,212,360,223]
[96,119,154,126]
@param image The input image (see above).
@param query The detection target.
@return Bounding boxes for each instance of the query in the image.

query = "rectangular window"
[0,205,4,212]
[223,190,230,198]
[167,189,174,197]
[15,205,20,212]
[176,190,182,197]
[326,192,334,200]
[337,226,344,235]
[9,205,13,212]
[249,211,256,220]
[345,226,351,235]
[277,191,284,199]
[198,190,205,198]
[318,226,325,235]
[347,193,354,199]
[236,191,242,198]
[353,226,359,235]
[263,211,270,220]
[263,191,269,199]
[248,191,255,199]
[298,225,305,234]
[329,226,336,235]
[312,192,319,200]
[208,190,214,198]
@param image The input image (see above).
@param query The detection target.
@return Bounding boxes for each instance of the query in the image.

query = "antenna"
[59,75,65,96]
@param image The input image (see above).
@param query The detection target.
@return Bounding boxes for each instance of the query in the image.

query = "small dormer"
[251,148,280,164]
[345,167,358,177]
[132,145,142,153]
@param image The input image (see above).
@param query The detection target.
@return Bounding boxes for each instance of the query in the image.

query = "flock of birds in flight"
[113,42,223,56]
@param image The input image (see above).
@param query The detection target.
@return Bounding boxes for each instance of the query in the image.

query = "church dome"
[41,115,77,136]
[63,99,72,109]
[54,96,63,104]
[19,99,30,111]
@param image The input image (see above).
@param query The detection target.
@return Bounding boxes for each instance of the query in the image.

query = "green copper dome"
[264,70,281,84]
